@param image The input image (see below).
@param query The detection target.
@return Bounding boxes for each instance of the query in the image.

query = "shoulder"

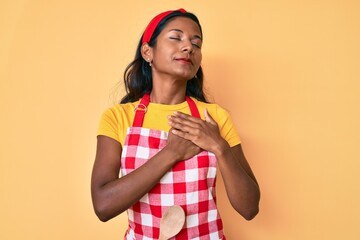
[97,101,140,144]
[101,101,139,120]
[98,101,140,130]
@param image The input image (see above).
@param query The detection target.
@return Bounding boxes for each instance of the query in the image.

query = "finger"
[168,115,202,129]
[168,119,200,135]
[173,111,204,124]
[204,108,217,125]
[171,128,195,141]
[168,116,187,130]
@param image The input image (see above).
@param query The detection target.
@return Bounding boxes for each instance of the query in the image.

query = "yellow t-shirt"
[97,97,241,147]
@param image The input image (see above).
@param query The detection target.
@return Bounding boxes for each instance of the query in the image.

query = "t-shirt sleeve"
[97,108,120,143]
[215,105,241,147]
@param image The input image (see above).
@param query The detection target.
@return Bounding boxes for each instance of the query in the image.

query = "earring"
[194,74,198,79]
[148,58,152,67]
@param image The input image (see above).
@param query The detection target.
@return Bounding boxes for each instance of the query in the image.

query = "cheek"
[196,53,202,65]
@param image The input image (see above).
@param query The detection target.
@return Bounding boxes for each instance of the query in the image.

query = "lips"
[175,58,192,64]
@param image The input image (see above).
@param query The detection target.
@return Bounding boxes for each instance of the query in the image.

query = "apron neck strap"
[185,95,201,119]
[132,93,201,127]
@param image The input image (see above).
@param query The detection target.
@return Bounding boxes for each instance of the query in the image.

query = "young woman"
[91,9,260,239]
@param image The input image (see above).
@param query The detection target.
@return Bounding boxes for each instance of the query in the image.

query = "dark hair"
[120,10,208,103]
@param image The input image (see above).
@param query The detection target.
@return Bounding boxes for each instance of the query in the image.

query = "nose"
[181,40,194,53]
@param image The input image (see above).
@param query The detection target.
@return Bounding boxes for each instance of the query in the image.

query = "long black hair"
[120,10,208,103]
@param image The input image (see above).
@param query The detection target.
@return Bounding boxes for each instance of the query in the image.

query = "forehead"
[162,17,202,35]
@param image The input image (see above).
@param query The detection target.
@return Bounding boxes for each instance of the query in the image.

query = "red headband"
[142,8,187,44]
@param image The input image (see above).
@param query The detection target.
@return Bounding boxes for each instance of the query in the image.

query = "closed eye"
[169,33,202,48]
[192,42,201,48]
[169,37,181,41]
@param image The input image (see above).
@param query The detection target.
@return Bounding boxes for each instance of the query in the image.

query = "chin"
[175,72,196,81]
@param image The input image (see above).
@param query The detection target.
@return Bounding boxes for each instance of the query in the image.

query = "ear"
[141,43,153,62]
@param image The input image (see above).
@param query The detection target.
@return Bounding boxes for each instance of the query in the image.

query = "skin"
[142,17,202,104]
[91,16,260,222]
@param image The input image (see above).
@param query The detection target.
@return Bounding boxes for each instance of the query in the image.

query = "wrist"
[161,146,182,164]
[212,139,230,157]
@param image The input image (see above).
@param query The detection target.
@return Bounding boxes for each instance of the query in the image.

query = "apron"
[121,93,225,240]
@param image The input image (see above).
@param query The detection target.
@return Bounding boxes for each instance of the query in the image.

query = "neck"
[150,89,186,104]
[150,80,187,104]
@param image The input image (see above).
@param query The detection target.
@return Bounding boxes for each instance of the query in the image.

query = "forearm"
[93,147,178,221]
[214,141,260,220]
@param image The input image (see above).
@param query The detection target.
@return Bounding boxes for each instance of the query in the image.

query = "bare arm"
[169,110,260,220]
[214,142,260,220]
[91,133,201,222]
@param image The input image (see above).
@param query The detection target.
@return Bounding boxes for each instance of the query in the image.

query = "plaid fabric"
[121,94,225,240]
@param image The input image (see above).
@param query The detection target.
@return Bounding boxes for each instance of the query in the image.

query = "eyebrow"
[168,29,202,40]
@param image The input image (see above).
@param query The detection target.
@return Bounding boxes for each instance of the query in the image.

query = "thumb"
[204,108,216,125]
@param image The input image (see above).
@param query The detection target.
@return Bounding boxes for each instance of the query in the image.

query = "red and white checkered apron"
[121,93,225,240]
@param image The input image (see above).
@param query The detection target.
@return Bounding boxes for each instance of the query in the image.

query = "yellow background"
[1,0,360,239]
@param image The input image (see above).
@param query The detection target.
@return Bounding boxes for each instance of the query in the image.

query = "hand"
[165,127,202,161]
[168,109,228,155]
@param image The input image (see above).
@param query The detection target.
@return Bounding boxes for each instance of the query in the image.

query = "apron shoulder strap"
[132,93,150,127]
[186,96,201,119]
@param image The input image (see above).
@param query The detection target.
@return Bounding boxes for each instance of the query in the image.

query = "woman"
[91,8,260,239]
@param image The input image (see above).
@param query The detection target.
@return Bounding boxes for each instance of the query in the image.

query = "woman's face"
[150,17,203,81]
